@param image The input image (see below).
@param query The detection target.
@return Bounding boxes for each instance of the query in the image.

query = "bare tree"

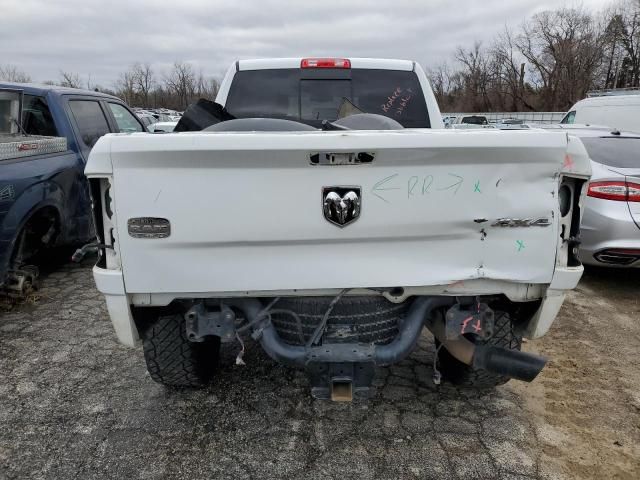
[428,63,451,100]
[164,62,197,109]
[491,28,534,111]
[86,73,94,90]
[455,42,494,111]
[195,70,219,100]
[115,71,136,105]
[0,64,31,83]
[599,6,626,88]
[132,62,155,107]
[517,7,603,110]
[59,71,82,88]
[608,1,640,87]
[429,5,625,113]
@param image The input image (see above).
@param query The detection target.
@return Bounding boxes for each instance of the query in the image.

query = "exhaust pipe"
[228,297,546,383]
[425,315,547,382]
[228,297,454,367]
[471,345,547,382]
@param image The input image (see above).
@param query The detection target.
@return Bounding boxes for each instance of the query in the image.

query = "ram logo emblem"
[322,186,361,227]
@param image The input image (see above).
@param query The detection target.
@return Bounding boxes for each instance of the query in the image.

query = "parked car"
[148,120,177,133]
[442,115,456,127]
[498,118,524,125]
[136,111,181,131]
[493,121,530,130]
[451,123,496,130]
[541,125,640,267]
[561,94,640,133]
[453,115,489,125]
[86,57,590,403]
[152,113,172,122]
[136,113,156,131]
[0,82,145,295]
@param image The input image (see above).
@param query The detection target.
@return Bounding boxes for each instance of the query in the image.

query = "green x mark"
[516,240,525,252]
[474,180,481,193]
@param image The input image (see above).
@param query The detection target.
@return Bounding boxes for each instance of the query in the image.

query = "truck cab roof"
[0,81,120,101]
[237,57,415,71]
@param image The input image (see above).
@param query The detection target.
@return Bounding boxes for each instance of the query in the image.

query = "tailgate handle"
[310,152,375,166]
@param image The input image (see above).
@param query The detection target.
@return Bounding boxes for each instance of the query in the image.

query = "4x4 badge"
[322,186,361,227]
[491,218,551,227]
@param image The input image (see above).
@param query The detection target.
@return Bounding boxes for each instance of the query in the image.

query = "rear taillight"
[587,181,640,202]
[300,58,351,69]
[628,182,640,202]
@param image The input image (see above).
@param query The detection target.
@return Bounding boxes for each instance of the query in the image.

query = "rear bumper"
[93,266,139,347]
[522,264,584,339]
[579,197,640,268]
[93,262,569,348]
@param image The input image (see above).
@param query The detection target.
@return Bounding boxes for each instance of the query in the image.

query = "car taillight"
[587,180,640,202]
[628,181,640,202]
[300,58,351,69]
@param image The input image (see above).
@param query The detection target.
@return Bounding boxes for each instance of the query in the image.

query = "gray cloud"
[0,0,613,88]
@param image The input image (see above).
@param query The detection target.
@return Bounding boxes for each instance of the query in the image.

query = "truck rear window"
[580,137,640,168]
[22,95,58,137]
[225,68,430,128]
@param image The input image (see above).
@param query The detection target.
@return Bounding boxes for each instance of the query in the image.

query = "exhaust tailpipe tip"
[472,345,547,382]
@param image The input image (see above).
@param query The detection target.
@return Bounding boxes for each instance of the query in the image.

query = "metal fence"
[443,112,566,124]
[587,87,640,97]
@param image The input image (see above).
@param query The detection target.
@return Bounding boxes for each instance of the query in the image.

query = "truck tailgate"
[103,130,567,294]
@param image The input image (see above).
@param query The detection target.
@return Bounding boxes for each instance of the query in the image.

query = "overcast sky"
[1,0,615,88]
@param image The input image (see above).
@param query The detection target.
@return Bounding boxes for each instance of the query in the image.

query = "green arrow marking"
[371,173,401,203]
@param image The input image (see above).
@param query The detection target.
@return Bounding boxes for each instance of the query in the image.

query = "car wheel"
[436,311,522,388]
[142,312,220,387]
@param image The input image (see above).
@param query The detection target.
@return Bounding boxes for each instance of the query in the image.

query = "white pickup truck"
[85,58,590,401]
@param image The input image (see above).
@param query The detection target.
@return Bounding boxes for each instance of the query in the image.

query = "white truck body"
[561,94,640,133]
[88,127,590,337]
[85,58,591,399]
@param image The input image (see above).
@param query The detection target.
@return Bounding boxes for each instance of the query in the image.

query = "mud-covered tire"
[142,313,220,387]
[436,311,522,388]
[270,296,409,346]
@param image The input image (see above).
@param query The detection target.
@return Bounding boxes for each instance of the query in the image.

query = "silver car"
[556,126,640,267]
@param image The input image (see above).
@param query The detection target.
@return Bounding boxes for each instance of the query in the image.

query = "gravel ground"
[0,260,639,479]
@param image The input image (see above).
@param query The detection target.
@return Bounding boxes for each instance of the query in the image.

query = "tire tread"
[270,296,407,346]
[437,311,521,388]
[142,313,220,387]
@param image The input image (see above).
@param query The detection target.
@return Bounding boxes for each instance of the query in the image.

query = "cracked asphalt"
[1,259,639,479]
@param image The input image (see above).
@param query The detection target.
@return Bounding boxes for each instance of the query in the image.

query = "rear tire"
[142,312,220,387]
[270,296,408,346]
[436,311,522,388]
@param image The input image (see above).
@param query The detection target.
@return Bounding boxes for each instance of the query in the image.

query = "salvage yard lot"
[0,260,639,480]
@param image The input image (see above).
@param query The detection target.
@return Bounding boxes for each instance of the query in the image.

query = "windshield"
[561,111,576,124]
[580,136,640,168]
[225,68,430,128]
